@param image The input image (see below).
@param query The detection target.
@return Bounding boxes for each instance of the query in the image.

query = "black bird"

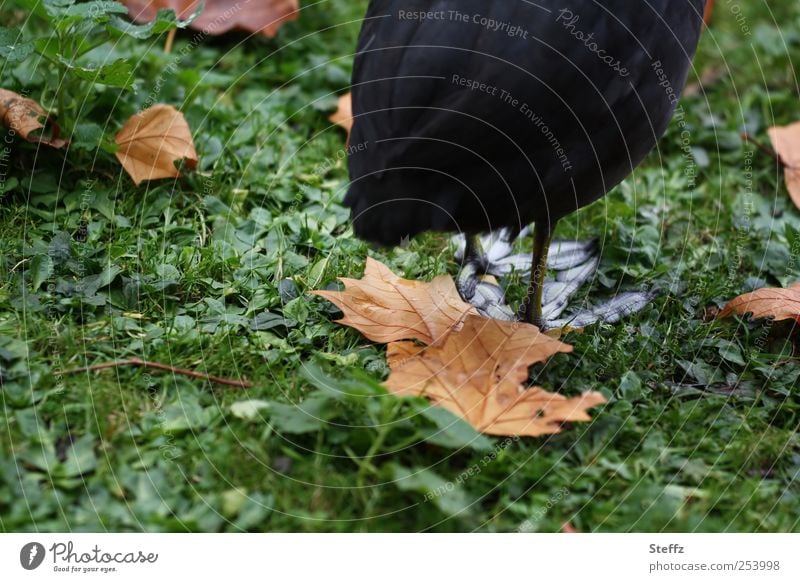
[344,0,706,326]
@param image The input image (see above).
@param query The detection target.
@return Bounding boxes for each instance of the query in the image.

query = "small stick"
[164,28,177,54]
[64,358,252,388]
[741,132,788,167]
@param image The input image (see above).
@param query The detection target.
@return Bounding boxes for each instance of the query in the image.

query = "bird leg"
[456,234,516,320]
[518,222,555,327]
[456,234,484,302]
[451,228,654,328]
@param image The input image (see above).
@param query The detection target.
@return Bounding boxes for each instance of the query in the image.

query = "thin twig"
[741,132,788,167]
[164,28,177,54]
[64,358,252,388]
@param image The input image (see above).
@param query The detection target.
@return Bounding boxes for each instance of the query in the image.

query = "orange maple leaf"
[115,104,198,185]
[121,0,299,37]
[312,257,476,346]
[329,92,353,141]
[703,0,715,25]
[719,283,800,323]
[767,122,800,210]
[385,316,605,437]
[314,258,604,437]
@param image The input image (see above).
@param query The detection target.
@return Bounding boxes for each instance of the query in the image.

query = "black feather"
[345,0,706,245]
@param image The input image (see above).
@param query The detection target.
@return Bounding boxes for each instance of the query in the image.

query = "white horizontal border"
[1,533,798,581]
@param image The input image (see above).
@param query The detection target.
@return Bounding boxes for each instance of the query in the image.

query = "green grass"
[1,1,799,532]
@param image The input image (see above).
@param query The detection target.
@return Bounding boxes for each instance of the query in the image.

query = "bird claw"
[453,231,653,330]
[472,281,517,321]
[455,236,517,320]
[455,260,481,302]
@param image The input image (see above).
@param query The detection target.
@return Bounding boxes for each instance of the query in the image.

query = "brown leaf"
[0,89,67,148]
[115,104,198,185]
[384,315,605,437]
[703,0,715,25]
[329,92,353,139]
[312,257,476,345]
[767,122,800,210]
[719,284,800,323]
[122,0,299,38]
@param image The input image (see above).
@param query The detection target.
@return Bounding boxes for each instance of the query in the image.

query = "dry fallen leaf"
[329,92,353,139]
[719,283,800,323]
[122,0,299,37]
[704,0,715,24]
[385,316,605,437]
[767,122,800,209]
[115,104,198,185]
[0,89,67,148]
[314,258,604,437]
[312,257,476,346]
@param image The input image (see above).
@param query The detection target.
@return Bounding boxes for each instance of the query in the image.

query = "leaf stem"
[164,28,176,54]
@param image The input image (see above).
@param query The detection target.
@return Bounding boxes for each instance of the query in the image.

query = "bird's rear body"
[345,0,706,245]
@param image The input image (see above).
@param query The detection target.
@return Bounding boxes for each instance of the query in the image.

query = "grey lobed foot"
[455,257,516,321]
[452,231,655,329]
[546,290,657,329]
